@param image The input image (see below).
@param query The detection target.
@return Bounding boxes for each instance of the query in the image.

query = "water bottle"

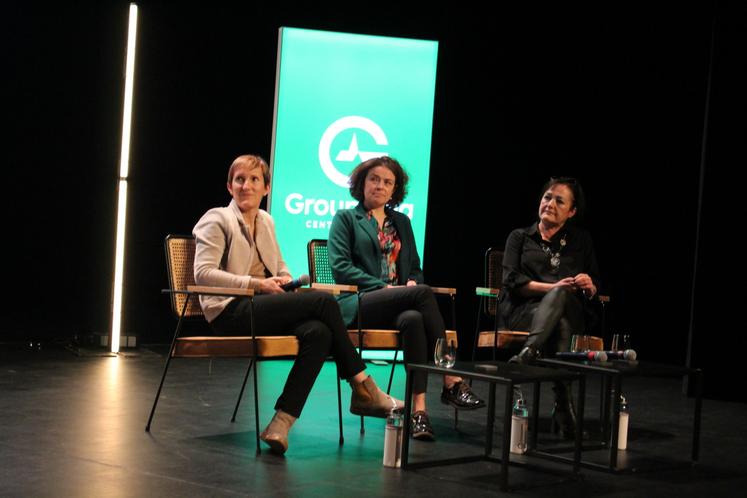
[616,394,629,450]
[383,409,403,467]
[510,393,529,454]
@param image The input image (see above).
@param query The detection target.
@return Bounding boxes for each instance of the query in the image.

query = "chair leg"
[357,293,365,435]
[492,307,500,361]
[145,351,175,432]
[472,296,483,362]
[253,360,261,455]
[337,372,344,445]
[387,349,398,394]
[146,298,189,432]
[231,359,254,422]
[250,299,261,456]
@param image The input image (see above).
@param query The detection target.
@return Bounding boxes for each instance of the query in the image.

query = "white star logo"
[318,116,389,187]
[335,133,383,163]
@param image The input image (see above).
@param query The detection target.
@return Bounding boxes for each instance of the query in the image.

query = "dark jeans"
[356,285,446,394]
[508,287,585,354]
[210,290,366,418]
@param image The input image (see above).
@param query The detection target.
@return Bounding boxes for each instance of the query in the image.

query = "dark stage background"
[5,2,745,400]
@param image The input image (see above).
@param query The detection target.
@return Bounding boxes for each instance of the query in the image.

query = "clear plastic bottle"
[383,409,403,467]
[616,394,629,450]
[510,393,529,454]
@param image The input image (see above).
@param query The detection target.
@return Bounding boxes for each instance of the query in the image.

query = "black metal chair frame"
[472,247,519,361]
[472,247,611,360]
[308,238,459,431]
[146,235,344,454]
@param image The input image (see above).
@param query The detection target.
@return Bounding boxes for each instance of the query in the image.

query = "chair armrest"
[430,286,456,296]
[310,282,358,295]
[475,287,500,298]
[184,285,255,297]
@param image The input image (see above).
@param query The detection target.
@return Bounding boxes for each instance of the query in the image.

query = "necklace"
[540,233,567,273]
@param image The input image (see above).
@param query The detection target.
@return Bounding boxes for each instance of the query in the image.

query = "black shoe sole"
[440,398,487,410]
[412,431,435,441]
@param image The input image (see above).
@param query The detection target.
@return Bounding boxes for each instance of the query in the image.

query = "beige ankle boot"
[259,410,296,454]
[349,375,404,418]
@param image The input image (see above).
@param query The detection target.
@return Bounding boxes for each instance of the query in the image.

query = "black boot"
[551,382,582,440]
[509,345,538,364]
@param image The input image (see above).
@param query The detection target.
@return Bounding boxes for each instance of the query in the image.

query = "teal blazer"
[328,203,424,326]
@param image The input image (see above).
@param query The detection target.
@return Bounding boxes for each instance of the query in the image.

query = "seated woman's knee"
[411,283,433,297]
[546,286,573,303]
[298,320,333,348]
[397,309,424,330]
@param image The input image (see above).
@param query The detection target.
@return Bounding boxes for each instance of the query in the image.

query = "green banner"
[269,27,439,277]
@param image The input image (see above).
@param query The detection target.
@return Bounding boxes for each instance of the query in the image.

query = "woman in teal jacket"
[328,157,484,441]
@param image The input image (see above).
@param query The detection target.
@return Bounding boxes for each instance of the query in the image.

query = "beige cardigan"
[193,200,290,322]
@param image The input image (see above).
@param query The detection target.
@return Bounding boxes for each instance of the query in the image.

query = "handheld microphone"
[604,349,637,361]
[555,351,608,362]
[280,274,310,292]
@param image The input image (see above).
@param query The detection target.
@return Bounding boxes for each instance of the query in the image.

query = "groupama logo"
[318,116,389,187]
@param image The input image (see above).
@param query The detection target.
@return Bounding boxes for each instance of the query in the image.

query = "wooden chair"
[472,248,530,360]
[307,239,459,431]
[145,235,344,453]
[472,247,608,360]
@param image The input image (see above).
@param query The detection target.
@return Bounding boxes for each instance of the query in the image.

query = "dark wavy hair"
[348,156,409,208]
[540,177,586,221]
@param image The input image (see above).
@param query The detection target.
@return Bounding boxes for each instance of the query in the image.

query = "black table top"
[536,358,701,377]
[405,360,581,384]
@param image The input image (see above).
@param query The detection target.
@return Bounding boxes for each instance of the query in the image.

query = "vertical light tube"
[111,3,138,353]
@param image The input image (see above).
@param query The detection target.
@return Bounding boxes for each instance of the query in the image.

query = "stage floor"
[1,345,745,497]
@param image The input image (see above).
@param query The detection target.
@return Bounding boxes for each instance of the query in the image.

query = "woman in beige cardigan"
[193,154,401,455]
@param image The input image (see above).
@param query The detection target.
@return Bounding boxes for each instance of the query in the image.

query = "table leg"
[486,382,496,455]
[609,375,621,470]
[600,374,609,438]
[692,369,703,462]
[500,382,513,491]
[401,366,414,469]
[531,382,540,450]
[574,376,585,475]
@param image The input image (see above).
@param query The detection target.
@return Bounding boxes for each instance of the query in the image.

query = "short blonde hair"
[227,154,271,185]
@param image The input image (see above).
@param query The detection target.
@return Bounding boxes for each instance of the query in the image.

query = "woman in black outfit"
[501,177,600,438]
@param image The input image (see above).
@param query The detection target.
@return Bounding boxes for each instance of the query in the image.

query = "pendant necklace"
[540,233,567,273]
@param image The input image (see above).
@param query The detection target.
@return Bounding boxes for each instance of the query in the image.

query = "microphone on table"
[555,351,608,362]
[280,274,310,292]
[603,349,637,361]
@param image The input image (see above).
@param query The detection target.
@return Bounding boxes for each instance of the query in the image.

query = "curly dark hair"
[348,156,409,208]
[540,176,586,221]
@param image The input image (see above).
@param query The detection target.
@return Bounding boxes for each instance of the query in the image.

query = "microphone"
[555,351,608,362]
[280,274,310,292]
[603,349,637,361]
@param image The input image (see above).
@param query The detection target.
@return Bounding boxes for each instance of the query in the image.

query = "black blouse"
[502,223,600,305]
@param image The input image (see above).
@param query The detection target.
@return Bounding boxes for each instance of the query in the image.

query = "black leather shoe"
[509,345,538,364]
[411,410,435,441]
[441,381,486,410]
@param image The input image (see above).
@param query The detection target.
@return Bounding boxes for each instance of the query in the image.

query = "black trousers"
[210,291,366,418]
[508,287,585,354]
[357,285,446,394]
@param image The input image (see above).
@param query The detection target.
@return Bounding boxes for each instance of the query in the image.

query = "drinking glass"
[570,334,590,352]
[611,334,620,351]
[434,338,456,368]
[611,333,631,351]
